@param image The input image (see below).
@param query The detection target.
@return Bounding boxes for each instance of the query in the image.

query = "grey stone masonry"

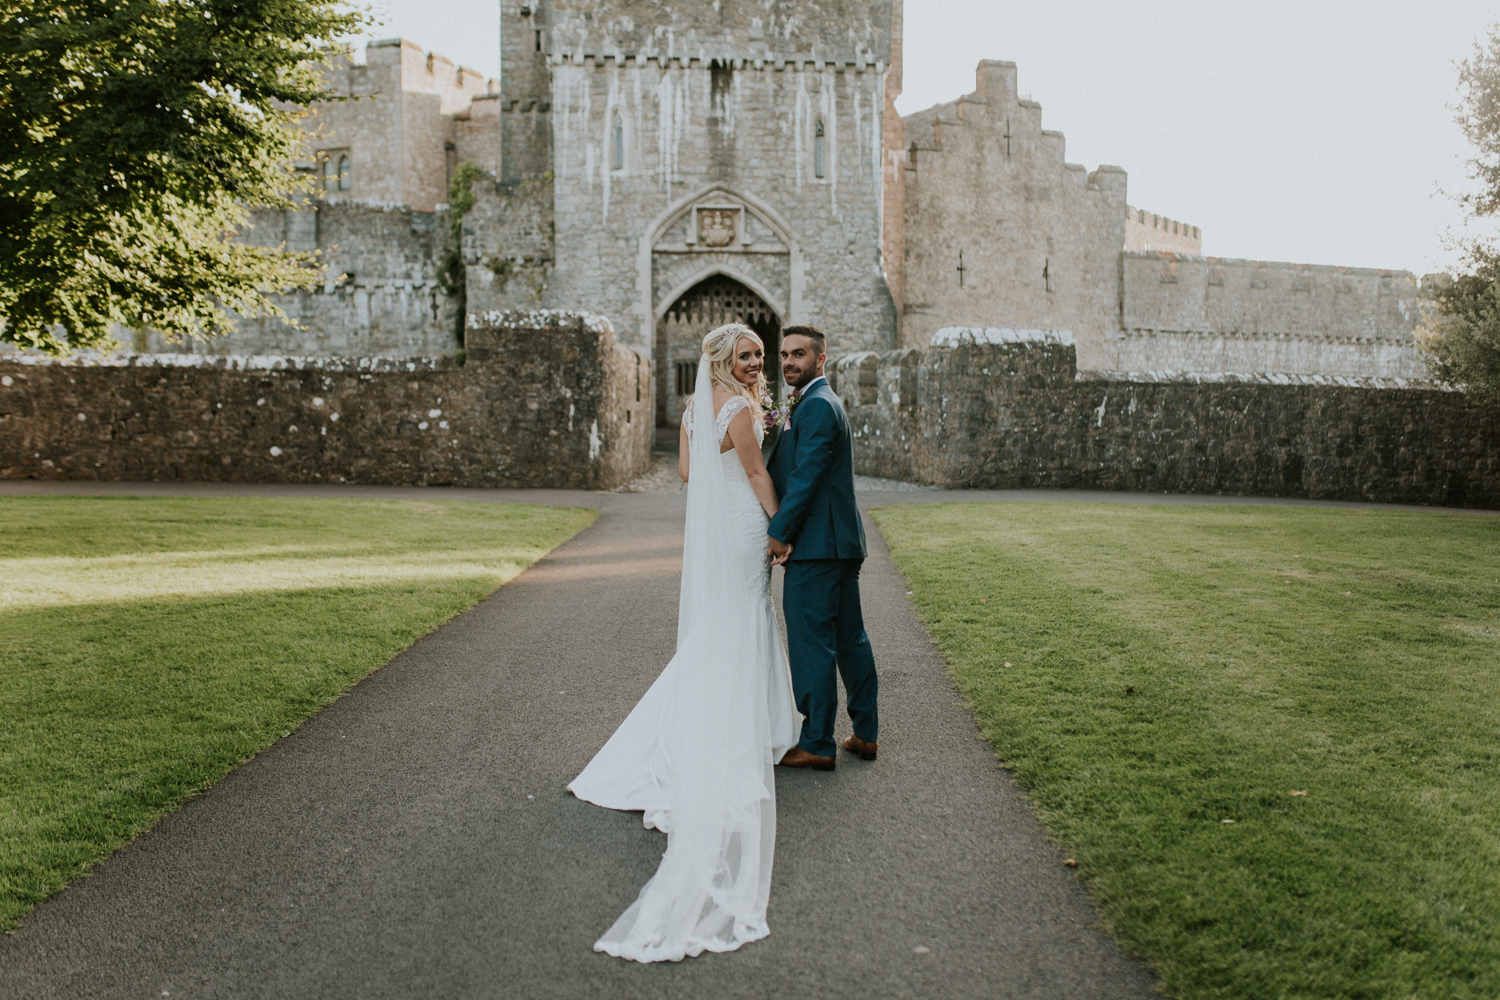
[0,312,651,490]
[462,175,559,318]
[138,202,460,358]
[300,38,496,212]
[463,0,904,364]
[190,20,1428,392]
[828,336,1498,509]
[1124,205,1201,254]
[900,61,1127,360]
[1111,253,1424,378]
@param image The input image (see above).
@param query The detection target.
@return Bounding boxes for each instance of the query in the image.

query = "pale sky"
[352,0,1497,275]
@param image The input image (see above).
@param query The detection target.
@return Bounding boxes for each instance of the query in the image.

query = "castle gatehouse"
[25,2,1493,504]
[133,1,1431,414]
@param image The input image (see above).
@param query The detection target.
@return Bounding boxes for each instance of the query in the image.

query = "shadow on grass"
[0,579,513,930]
[0,495,598,933]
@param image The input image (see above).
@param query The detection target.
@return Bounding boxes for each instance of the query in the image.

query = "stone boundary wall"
[829,341,1498,509]
[1110,252,1424,379]
[0,311,652,490]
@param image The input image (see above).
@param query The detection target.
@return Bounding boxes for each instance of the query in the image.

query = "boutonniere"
[761,390,803,432]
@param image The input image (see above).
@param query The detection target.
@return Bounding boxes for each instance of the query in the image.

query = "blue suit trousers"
[783,558,879,757]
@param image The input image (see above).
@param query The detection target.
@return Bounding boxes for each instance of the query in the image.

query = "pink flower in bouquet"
[760,390,802,432]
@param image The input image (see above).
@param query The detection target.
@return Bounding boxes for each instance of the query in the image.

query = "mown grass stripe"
[873,502,1500,1000]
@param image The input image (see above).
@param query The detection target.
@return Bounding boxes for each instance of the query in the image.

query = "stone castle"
[171,0,1428,425]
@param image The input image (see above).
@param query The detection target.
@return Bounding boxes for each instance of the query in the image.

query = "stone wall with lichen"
[829,338,1498,509]
[0,312,651,490]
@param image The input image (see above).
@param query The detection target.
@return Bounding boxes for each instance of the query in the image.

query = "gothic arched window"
[813,119,826,178]
[335,153,351,191]
[611,111,624,171]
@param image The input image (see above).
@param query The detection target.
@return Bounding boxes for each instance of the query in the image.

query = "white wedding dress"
[567,358,802,963]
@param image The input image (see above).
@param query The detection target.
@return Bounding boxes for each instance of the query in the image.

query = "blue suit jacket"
[766,379,867,561]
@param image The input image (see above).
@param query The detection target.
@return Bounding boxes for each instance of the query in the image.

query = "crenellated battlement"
[540,0,894,68]
[897,59,1128,352]
[298,39,500,212]
[1111,252,1424,377]
[545,52,889,71]
[1124,205,1200,254]
[332,39,495,115]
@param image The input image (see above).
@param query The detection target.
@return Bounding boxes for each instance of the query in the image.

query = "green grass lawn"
[0,495,595,932]
[871,502,1500,1000]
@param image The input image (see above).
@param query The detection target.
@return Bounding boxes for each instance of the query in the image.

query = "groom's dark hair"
[782,325,826,357]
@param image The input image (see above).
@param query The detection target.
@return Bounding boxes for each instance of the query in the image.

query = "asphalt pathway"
[5,477,1481,998]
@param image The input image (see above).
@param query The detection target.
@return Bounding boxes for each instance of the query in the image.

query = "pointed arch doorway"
[655,275,782,427]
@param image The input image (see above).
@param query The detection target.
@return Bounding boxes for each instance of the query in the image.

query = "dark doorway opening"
[655,275,781,427]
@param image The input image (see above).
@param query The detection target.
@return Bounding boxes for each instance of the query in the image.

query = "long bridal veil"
[567,352,800,963]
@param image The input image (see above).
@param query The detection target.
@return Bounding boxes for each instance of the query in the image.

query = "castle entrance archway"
[641,186,803,428]
[655,275,781,427]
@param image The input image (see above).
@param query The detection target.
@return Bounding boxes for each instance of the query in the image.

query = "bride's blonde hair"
[700,323,766,404]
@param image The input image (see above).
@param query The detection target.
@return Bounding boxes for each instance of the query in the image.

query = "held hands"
[767,536,792,566]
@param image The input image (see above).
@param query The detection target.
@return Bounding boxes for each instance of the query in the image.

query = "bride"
[567,323,802,963]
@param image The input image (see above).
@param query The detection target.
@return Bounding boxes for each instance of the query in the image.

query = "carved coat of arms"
[697,209,738,248]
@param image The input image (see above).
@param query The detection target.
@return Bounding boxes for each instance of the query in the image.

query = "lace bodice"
[684,395,764,448]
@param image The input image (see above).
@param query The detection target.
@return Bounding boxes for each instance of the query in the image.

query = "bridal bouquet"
[761,391,801,432]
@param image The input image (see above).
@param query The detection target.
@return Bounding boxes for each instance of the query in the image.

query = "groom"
[766,326,879,772]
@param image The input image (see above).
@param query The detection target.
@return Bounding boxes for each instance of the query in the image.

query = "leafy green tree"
[1421,253,1500,406]
[0,0,368,355]
[1422,24,1500,402]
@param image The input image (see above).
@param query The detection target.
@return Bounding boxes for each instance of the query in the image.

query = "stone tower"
[170,2,1423,396]
[467,0,904,420]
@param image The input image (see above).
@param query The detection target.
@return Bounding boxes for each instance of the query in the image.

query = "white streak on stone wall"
[794,67,808,191]
[601,68,621,222]
[632,63,645,183]
[872,73,886,271]
[853,86,864,197]
[769,60,784,152]
[656,64,690,190]
[580,71,594,189]
[555,64,576,183]
[822,65,839,215]
[725,61,741,139]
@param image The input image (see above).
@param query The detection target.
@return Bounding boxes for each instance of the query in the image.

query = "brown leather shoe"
[843,735,878,761]
[778,747,835,771]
